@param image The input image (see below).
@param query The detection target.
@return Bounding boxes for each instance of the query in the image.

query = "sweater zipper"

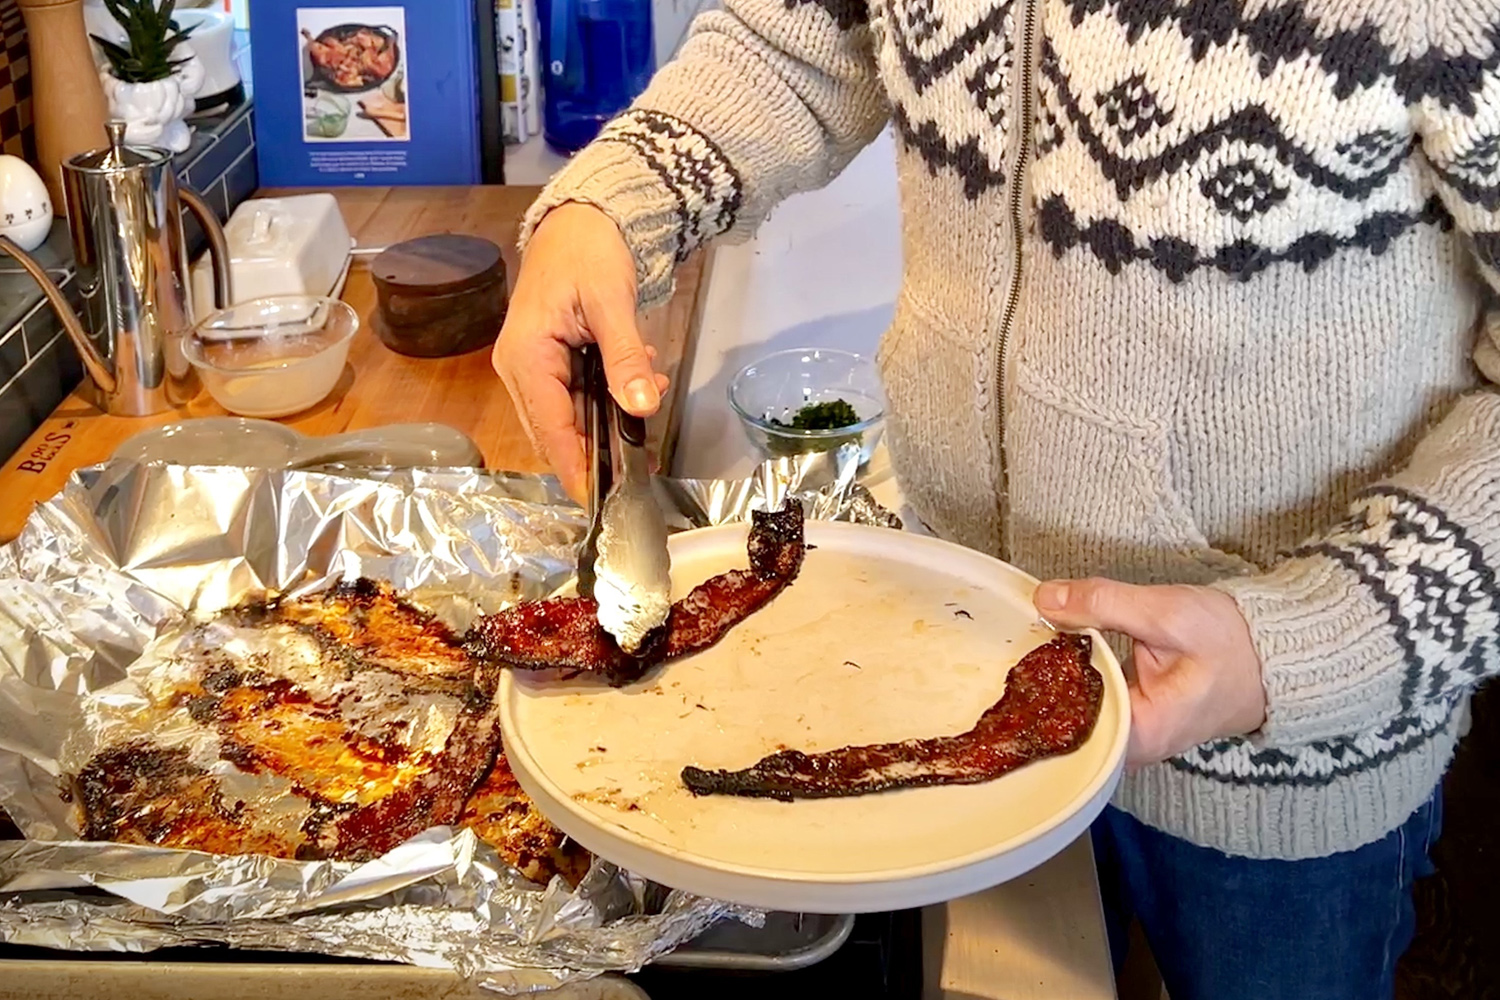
[994,0,1037,561]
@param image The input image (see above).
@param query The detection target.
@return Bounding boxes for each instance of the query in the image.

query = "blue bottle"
[538,0,656,155]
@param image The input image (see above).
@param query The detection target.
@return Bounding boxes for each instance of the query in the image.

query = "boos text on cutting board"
[14,422,76,474]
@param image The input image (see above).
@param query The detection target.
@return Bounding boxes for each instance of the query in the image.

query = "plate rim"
[500,519,1131,888]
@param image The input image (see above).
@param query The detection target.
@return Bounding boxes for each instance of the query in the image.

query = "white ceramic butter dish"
[190,193,353,317]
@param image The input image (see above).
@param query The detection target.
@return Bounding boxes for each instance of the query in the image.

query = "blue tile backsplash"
[0,326,23,387]
[0,100,258,464]
[187,114,254,194]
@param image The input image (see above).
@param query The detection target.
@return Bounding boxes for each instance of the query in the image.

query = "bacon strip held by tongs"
[680,633,1104,800]
[463,501,806,685]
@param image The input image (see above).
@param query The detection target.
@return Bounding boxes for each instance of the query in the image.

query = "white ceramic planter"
[99,46,206,154]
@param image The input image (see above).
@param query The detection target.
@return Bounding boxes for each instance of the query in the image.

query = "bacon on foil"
[70,579,585,882]
[680,633,1105,800]
[463,501,806,685]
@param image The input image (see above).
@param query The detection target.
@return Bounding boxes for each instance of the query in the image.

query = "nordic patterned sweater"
[522,0,1500,861]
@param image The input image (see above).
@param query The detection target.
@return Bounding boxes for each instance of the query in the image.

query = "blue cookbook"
[250,0,483,186]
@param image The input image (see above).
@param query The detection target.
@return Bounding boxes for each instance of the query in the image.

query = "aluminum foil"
[0,446,896,992]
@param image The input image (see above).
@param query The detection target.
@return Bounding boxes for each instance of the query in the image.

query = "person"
[491,1,1500,996]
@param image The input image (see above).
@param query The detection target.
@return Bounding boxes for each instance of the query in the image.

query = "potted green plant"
[88,0,204,153]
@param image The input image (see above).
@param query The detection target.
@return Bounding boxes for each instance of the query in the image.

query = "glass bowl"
[306,93,351,139]
[728,348,886,466]
[184,296,359,419]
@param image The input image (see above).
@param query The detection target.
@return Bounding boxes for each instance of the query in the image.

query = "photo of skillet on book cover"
[251,0,484,186]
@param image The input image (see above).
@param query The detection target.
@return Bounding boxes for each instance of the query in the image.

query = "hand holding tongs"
[573,345,672,653]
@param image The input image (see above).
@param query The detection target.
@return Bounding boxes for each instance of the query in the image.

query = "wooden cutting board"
[0,186,713,543]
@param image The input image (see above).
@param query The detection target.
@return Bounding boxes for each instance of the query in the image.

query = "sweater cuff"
[1211,557,1404,748]
[519,109,744,310]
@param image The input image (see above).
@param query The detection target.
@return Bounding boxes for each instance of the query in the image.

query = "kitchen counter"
[0,185,713,543]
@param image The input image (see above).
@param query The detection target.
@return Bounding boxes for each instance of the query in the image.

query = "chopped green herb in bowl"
[728,349,887,467]
[771,399,861,432]
[765,399,865,456]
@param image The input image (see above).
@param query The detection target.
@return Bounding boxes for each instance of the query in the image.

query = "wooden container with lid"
[16,0,110,211]
[370,233,508,358]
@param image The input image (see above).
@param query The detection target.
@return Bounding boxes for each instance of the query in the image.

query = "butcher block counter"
[0,186,712,543]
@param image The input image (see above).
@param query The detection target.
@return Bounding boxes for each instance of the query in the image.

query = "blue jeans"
[1092,793,1442,1000]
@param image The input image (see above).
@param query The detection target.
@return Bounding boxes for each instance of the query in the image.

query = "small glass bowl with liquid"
[184,296,359,419]
[728,348,886,467]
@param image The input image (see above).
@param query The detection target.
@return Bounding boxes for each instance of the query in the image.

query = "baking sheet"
[0,447,893,992]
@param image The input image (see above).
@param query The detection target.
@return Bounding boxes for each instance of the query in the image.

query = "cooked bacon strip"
[657,500,806,659]
[72,580,588,881]
[463,501,806,685]
[305,700,503,861]
[74,743,304,858]
[226,576,480,696]
[459,756,592,887]
[463,596,642,683]
[680,633,1104,800]
[76,700,505,864]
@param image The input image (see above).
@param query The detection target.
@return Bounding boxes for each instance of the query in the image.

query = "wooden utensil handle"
[16,0,109,211]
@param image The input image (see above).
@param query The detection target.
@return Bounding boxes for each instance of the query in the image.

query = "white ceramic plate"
[500,521,1129,913]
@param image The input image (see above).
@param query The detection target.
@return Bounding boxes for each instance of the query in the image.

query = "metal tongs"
[573,345,672,653]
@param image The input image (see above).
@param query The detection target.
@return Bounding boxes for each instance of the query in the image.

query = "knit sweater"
[522,0,1500,861]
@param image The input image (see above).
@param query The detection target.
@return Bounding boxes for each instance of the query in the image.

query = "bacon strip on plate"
[680,633,1104,800]
[463,501,806,685]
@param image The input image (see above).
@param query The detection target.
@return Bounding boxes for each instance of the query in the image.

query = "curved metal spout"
[0,235,117,395]
[179,187,233,312]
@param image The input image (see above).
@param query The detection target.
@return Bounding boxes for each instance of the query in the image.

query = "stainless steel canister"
[56,120,232,416]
